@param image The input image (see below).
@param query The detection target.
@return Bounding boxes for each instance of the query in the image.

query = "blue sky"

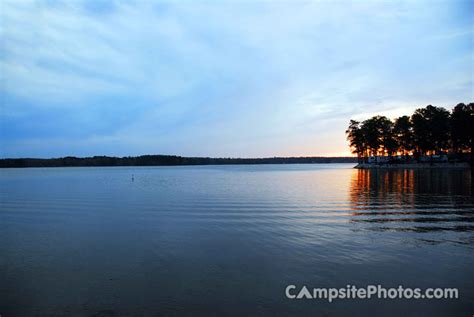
[0,0,472,158]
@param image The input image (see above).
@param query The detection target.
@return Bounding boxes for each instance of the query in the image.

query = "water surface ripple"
[1,164,473,316]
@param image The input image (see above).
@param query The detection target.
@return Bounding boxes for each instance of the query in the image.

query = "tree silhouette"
[346,103,472,164]
[346,120,365,163]
[378,116,397,157]
[361,116,382,157]
[393,116,413,159]
[411,105,450,155]
[451,103,473,154]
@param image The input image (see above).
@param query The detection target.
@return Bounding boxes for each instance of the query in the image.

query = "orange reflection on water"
[348,168,473,235]
[349,169,416,213]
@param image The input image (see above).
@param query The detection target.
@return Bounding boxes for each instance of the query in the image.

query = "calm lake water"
[1,164,473,316]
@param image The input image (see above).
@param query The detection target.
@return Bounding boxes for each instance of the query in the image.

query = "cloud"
[0,0,472,157]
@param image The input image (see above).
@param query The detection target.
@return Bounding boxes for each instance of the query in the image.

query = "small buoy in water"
[132,174,134,181]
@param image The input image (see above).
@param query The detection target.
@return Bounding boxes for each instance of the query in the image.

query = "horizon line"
[0,154,357,160]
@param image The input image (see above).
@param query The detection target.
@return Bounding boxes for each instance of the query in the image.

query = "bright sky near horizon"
[0,0,473,158]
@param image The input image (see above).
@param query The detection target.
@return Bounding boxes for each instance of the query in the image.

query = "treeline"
[0,155,357,168]
[346,103,473,163]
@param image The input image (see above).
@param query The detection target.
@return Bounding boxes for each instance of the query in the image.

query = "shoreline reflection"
[349,169,474,235]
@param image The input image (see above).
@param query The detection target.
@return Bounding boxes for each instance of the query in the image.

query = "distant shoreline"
[0,155,357,168]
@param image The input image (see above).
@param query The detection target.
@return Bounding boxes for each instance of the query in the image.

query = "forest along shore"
[346,103,473,168]
[0,155,357,168]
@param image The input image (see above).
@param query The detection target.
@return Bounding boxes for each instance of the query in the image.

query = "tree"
[347,102,471,164]
[361,117,381,157]
[451,103,473,154]
[346,120,365,163]
[411,105,450,156]
[393,115,413,158]
[378,116,397,156]
[357,116,396,158]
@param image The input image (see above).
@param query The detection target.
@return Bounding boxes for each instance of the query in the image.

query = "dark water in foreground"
[1,164,473,316]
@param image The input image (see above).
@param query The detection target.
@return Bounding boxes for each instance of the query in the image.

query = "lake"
[1,164,473,316]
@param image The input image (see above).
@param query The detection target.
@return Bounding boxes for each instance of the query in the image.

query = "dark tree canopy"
[346,103,473,163]
[451,103,473,153]
[411,105,450,155]
[393,115,413,156]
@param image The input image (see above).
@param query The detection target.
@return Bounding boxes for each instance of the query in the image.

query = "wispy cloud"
[1,0,472,157]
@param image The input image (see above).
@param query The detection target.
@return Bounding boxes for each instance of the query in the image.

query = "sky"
[0,0,473,158]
